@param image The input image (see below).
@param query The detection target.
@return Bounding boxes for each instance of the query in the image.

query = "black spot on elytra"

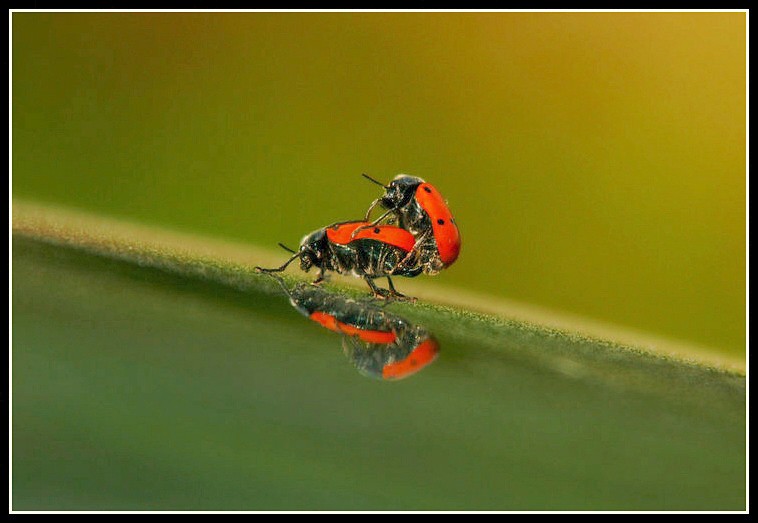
[423,186,432,193]
[374,227,381,233]
[437,219,445,225]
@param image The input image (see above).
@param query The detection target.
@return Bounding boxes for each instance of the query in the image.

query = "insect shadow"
[265,273,440,381]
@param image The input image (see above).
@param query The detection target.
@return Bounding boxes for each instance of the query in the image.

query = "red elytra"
[326,221,416,253]
[414,183,461,266]
[325,221,369,245]
[309,310,397,344]
[381,337,440,380]
[352,225,416,253]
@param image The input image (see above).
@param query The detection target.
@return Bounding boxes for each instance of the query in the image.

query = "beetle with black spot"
[255,220,423,299]
[358,174,461,274]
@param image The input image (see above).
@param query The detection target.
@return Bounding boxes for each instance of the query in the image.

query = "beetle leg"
[386,276,416,302]
[384,276,406,299]
[397,228,430,269]
[351,207,398,239]
[364,276,392,299]
[311,268,326,286]
[369,207,396,226]
[363,198,381,221]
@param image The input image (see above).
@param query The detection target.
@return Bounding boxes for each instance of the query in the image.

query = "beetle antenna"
[278,243,297,254]
[255,252,300,274]
[362,173,389,189]
[260,271,294,297]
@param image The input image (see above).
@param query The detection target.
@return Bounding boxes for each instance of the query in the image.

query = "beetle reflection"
[267,275,439,380]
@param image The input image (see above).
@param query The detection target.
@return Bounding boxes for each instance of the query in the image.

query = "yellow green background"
[12,12,746,357]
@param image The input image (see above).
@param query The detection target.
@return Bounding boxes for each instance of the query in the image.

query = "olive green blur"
[12,13,746,357]
[12,238,746,510]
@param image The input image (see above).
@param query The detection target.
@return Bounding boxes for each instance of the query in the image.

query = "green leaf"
[12,201,746,510]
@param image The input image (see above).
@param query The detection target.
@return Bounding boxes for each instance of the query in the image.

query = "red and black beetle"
[267,274,440,380]
[255,220,422,299]
[360,174,461,274]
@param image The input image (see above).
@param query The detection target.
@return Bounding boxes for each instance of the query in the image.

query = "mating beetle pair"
[266,273,440,380]
[256,174,461,299]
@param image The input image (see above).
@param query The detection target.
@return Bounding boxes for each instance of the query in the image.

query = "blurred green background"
[12,12,746,358]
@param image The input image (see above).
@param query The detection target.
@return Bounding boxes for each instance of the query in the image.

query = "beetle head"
[381,174,424,210]
[298,228,328,272]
